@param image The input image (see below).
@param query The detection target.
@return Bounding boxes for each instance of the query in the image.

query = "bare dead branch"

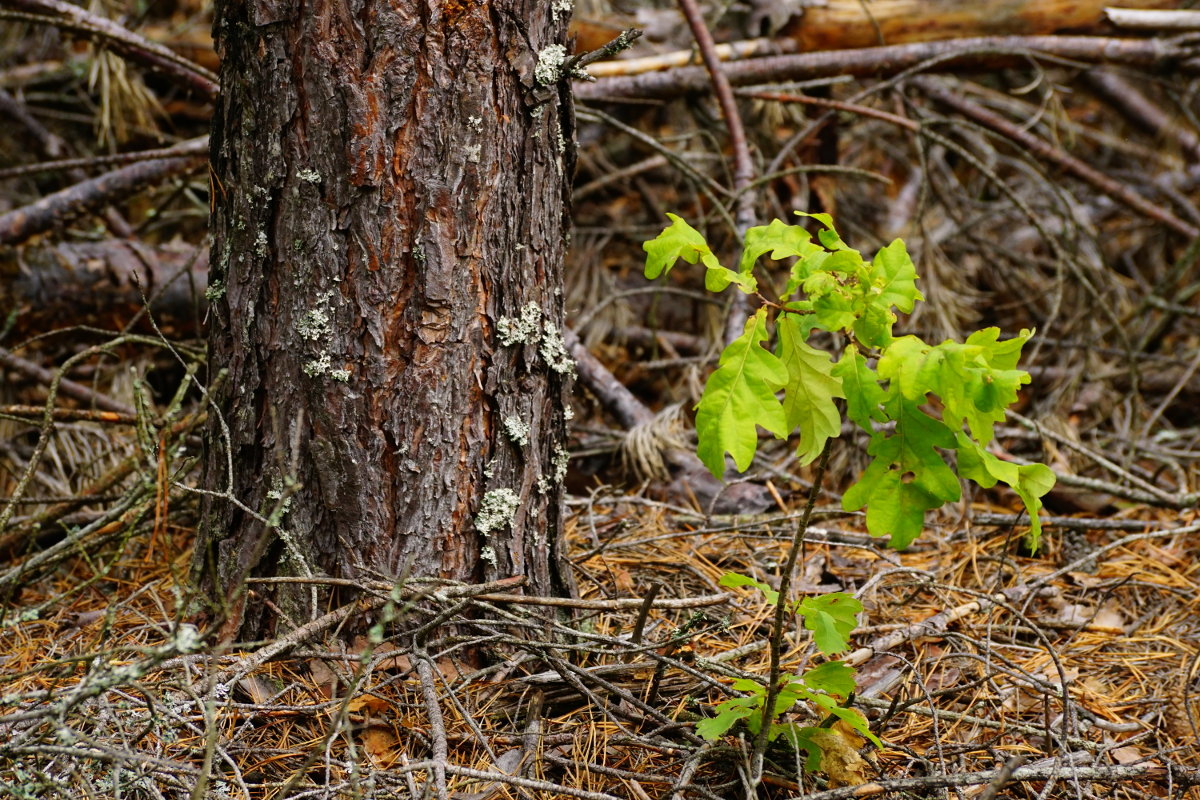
[675,0,757,344]
[914,75,1200,238]
[0,0,218,99]
[576,35,1200,102]
[0,346,136,415]
[0,155,205,246]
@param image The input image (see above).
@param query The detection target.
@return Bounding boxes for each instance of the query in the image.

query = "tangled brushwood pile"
[2,0,1200,797]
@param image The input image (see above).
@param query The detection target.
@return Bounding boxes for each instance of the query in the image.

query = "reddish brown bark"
[193,0,575,638]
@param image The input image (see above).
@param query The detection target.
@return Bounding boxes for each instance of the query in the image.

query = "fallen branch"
[576,35,1200,102]
[586,37,797,79]
[1082,68,1200,162]
[1106,7,1200,29]
[0,155,206,246]
[781,0,1184,51]
[675,0,757,344]
[0,88,133,237]
[0,346,136,415]
[792,761,1200,800]
[2,239,208,336]
[0,0,218,99]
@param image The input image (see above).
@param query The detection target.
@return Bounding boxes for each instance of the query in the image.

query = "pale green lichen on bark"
[302,352,332,378]
[496,302,543,346]
[537,445,571,494]
[495,304,576,376]
[552,445,570,482]
[539,322,576,376]
[503,415,530,447]
[265,476,293,522]
[535,44,567,85]
[475,489,520,534]
[296,291,349,380]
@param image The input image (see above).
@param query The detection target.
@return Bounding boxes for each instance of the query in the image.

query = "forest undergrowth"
[1,0,1200,797]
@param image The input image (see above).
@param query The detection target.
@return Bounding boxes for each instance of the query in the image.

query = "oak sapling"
[643,211,1055,771]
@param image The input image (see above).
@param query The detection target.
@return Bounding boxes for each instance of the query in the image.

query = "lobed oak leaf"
[695,309,789,477]
[777,314,845,465]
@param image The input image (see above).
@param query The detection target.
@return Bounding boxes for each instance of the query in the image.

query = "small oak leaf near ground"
[808,721,871,788]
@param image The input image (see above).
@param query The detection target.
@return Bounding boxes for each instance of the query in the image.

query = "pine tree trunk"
[193,0,576,639]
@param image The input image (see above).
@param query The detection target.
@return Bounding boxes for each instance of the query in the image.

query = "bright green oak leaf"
[844,463,939,549]
[801,269,839,297]
[777,314,845,465]
[643,213,717,278]
[851,297,898,349]
[696,695,759,740]
[965,326,1033,371]
[705,263,757,294]
[878,335,939,401]
[738,218,822,276]
[719,571,779,606]
[795,211,852,251]
[955,433,1056,551]
[932,336,1030,446]
[881,330,1033,446]
[800,661,856,700]
[870,238,924,314]
[644,213,756,293]
[773,679,810,718]
[695,308,789,477]
[731,678,766,693]
[797,592,863,654]
[822,249,866,274]
[775,725,826,770]
[832,349,887,432]
[811,298,858,336]
[787,674,883,750]
[785,249,829,298]
[842,396,961,548]
[706,678,796,737]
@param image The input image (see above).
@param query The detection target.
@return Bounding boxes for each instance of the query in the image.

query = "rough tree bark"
[193,0,576,639]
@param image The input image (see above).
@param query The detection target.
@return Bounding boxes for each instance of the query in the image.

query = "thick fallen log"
[1,240,208,337]
[782,0,1182,51]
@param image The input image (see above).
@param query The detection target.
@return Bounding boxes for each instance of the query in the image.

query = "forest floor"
[3,0,1200,798]
[2,473,1197,799]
